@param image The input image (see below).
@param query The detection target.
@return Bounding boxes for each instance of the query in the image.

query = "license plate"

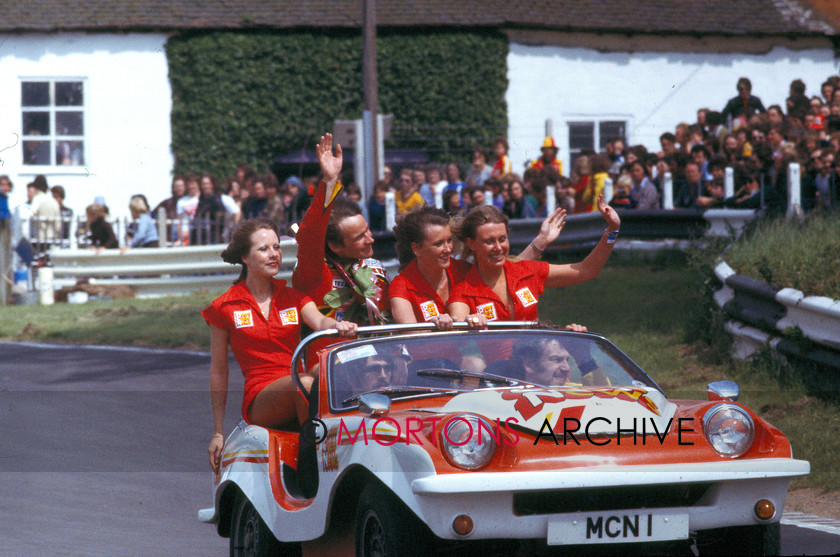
[547,511,688,545]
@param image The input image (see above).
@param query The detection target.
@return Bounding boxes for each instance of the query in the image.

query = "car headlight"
[440,414,497,470]
[702,403,755,458]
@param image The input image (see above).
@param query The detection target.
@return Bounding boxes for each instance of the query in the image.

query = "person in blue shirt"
[0,175,11,221]
[124,194,160,250]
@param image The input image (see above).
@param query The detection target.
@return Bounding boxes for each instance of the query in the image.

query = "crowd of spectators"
[11,72,839,251]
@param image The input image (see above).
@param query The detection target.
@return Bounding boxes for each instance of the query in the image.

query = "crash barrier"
[713,261,840,372]
[8,208,757,301]
[49,241,299,298]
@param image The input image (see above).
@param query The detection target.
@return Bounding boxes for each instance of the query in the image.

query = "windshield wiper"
[342,385,464,405]
[416,368,522,387]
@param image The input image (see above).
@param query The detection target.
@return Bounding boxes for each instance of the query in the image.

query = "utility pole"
[362,0,379,197]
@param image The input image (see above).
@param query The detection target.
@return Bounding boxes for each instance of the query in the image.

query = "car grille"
[513,483,711,516]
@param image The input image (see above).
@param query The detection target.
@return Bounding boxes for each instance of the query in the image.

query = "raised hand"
[316,133,343,184]
[536,208,567,248]
[597,193,620,231]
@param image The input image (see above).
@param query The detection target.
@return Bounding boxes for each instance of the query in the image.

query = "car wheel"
[696,523,780,556]
[355,482,432,557]
[230,493,301,557]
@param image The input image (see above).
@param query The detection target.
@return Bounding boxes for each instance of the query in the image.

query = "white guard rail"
[50,240,298,298]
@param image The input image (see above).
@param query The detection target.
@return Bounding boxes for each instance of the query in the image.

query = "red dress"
[202,279,312,421]
[447,259,549,321]
[389,258,471,322]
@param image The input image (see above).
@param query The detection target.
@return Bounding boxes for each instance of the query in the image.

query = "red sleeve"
[291,180,336,300]
[201,298,227,330]
[388,275,410,301]
[532,260,550,296]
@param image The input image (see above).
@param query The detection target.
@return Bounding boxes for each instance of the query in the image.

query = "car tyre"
[230,493,302,557]
[696,523,780,556]
[355,482,432,557]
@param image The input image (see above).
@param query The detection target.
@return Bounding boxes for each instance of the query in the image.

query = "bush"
[166,30,509,178]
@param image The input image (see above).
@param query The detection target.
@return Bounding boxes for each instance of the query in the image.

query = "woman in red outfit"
[448,195,619,323]
[389,207,567,329]
[204,218,356,473]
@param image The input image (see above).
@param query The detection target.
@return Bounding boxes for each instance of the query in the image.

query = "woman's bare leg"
[247,375,315,428]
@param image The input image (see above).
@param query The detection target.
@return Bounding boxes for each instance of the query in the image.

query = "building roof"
[0,0,835,36]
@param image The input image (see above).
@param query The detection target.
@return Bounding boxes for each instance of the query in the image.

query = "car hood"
[438,386,677,437]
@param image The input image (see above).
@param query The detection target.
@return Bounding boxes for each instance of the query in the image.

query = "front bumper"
[409,458,809,543]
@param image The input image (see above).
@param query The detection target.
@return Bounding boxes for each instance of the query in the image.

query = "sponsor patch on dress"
[515,287,537,307]
[332,279,347,289]
[233,310,254,328]
[278,307,299,326]
[419,300,439,321]
[477,302,498,321]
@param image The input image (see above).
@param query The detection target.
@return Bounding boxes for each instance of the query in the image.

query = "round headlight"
[702,403,755,458]
[440,414,497,470]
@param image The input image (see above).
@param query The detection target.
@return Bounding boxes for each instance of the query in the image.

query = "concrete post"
[603,177,613,203]
[385,191,396,231]
[724,167,735,199]
[546,185,556,215]
[0,218,9,305]
[663,172,674,210]
[484,189,493,206]
[787,162,801,219]
[434,187,443,209]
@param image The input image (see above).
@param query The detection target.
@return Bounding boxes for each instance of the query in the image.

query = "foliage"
[725,214,840,299]
[166,30,509,178]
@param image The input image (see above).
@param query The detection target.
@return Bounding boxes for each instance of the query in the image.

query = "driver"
[347,354,394,392]
[511,334,607,387]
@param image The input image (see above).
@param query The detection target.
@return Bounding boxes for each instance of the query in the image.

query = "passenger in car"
[447,197,619,322]
[202,218,356,474]
[510,334,606,387]
[389,206,567,329]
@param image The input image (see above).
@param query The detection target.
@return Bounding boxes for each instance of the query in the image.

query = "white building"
[0,0,837,216]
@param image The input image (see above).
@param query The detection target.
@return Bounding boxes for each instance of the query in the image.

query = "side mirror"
[706,380,740,402]
[358,393,391,417]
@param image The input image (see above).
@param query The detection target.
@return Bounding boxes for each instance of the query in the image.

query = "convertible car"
[199,322,809,556]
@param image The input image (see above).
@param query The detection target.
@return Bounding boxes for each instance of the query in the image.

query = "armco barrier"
[714,261,840,371]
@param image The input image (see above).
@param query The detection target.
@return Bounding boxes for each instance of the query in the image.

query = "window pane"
[22,112,50,136]
[23,141,51,165]
[55,82,83,106]
[599,121,626,150]
[56,111,83,135]
[56,141,84,165]
[568,122,594,151]
[21,82,49,107]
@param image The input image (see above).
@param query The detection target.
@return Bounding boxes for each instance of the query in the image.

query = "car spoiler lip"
[410,458,811,495]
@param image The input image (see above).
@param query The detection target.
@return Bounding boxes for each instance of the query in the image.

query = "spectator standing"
[154,176,185,222]
[193,173,227,244]
[367,180,388,232]
[466,146,492,188]
[785,79,810,122]
[176,174,200,244]
[530,136,564,176]
[675,161,705,209]
[49,185,73,241]
[443,163,467,198]
[628,160,660,209]
[0,175,11,221]
[491,136,512,179]
[721,77,766,127]
[690,145,714,183]
[395,169,424,215]
[443,189,464,217]
[262,173,289,235]
[504,175,538,219]
[609,174,637,209]
[243,177,268,221]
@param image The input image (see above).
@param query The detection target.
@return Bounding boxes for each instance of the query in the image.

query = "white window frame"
[566,117,629,165]
[20,77,88,169]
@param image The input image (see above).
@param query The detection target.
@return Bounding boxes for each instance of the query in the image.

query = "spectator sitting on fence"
[27,176,61,250]
[491,136,512,179]
[609,174,636,210]
[49,185,73,240]
[85,203,118,252]
[123,194,160,251]
[721,77,766,126]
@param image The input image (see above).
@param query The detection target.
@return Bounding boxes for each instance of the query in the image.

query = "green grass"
[1,254,838,489]
[726,214,840,299]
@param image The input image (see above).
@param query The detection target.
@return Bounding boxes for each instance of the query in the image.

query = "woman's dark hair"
[393,206,451,270]
[221,218,280,284]
[452,204,508,260]
[325,196,363,259]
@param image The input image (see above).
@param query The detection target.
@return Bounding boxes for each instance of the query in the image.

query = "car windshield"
[328,330,661,411]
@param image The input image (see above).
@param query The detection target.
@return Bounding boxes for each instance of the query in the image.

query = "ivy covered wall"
[166,29,508,178]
